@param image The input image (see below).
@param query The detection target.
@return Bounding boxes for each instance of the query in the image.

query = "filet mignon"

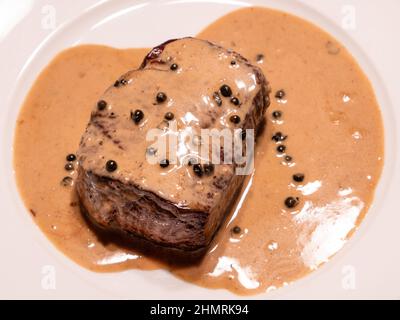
[76,38,270,251]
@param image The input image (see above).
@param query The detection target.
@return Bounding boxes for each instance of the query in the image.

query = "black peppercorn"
[106,160,118,172]
[170,63,178,71]
[204,163,214,175]
[213,92,222,106]
[156,92,167,103]
[275,89,286,99]
[60,176,73,187]
[230,97,240,106]
[293,173,305,182]
[193,164,203,177]
[64,163,74,171]
[164,112,174,120]
[272,110,282,119]
[232,226,241,234]
[256,54,264,62]
[97,100,107,111]
[114,79,127,87]
[285,155,293,162]
[66,154,76,162]
[272,132,287,142]
[230,60,237,66]
[285,197,299,208]
[220,84,232,97]
[131,109,144,124]
[159,159,169,168]
[230,115,241,124]
[277,145,286,153]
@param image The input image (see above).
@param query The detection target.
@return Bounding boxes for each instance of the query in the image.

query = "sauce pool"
[13,7,384,295]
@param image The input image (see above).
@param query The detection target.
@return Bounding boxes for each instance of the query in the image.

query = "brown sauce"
[13,7,384,295]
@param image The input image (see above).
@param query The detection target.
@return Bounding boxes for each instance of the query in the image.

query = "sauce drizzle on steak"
[76,37,270,251]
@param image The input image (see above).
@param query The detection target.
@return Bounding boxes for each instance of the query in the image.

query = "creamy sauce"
[14,7,384,295]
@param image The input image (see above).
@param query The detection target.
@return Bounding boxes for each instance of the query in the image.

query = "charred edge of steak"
[79,201,208,264]
[140,38,178,68]
[77,170,246,261]
[140,36,263,75]
[76,167,212,251]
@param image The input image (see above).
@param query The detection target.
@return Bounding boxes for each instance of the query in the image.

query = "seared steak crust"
[76,38,270,251]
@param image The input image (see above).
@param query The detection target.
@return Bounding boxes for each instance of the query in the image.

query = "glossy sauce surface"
[14,7,384,295]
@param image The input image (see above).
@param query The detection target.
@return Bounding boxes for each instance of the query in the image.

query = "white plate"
[0,0,399,299]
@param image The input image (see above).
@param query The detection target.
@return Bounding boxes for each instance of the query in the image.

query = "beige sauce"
[14,7,384,295]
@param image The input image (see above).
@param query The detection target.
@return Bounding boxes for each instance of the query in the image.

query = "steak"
[76,38,270,251]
